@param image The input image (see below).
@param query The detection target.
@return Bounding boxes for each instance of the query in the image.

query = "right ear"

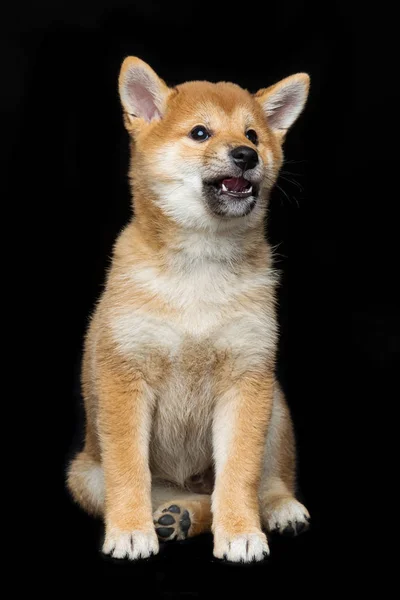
[118,57,170,129]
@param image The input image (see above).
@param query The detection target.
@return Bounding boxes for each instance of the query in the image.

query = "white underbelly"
[149,368,215,486]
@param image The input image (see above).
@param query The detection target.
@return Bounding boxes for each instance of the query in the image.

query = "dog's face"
[119,58,309,231]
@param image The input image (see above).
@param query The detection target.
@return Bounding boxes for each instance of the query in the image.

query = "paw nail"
[158,514,176,526]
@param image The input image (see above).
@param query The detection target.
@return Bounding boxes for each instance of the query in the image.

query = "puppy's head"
[119,57,309,231]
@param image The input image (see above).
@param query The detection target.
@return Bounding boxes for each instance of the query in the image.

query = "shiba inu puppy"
[67,57,311,563]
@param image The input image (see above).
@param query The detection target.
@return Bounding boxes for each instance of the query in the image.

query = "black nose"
[230,145,259,171]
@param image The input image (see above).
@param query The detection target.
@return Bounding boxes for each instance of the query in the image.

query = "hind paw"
[153,503,192,541]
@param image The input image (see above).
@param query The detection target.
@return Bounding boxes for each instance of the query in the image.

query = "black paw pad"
[295,520,307,535]
[158,514,176,526]
[156,527,175,539]
[282,521,295,536]
[179,510,191,537]
[165,505,181,514]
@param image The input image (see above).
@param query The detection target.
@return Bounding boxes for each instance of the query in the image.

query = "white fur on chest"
[110,232,277,378]
[131,262,238,335]
[112,253,274,338]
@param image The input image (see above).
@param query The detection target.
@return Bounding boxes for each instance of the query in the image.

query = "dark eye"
[190,125,211,142]
[245,129,258,145]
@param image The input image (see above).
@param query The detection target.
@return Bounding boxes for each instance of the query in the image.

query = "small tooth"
[222,183,228,192]
[248,186,253,193]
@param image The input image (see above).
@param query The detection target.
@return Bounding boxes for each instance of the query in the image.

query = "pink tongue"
[222,177,249,192]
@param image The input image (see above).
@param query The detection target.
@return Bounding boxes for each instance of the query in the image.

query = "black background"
[5,0,398,593]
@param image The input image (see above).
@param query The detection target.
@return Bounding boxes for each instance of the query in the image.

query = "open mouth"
[203,175,259,218]
[217,176,254,198]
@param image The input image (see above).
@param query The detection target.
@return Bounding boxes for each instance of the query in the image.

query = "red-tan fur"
[67,57,310,562]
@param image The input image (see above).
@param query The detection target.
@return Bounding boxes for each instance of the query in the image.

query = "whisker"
[281,169,305,178]
[284,159,308,165]
[163,183,185,199]
[279,174,303,191]
[275,183,299,208]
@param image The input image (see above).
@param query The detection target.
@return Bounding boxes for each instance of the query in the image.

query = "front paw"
[103,527,159,560]
[213,529,269,563]
[263,497,310,536]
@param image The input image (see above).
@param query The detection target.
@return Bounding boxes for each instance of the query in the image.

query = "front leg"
[97,363,159,560]
[212,372,274,562]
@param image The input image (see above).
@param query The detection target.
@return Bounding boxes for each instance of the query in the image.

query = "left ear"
[118,56,170,126]
[255,73,310,139]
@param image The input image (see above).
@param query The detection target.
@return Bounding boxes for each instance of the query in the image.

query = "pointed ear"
[255,73,310,139]
[118,57,170,126]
